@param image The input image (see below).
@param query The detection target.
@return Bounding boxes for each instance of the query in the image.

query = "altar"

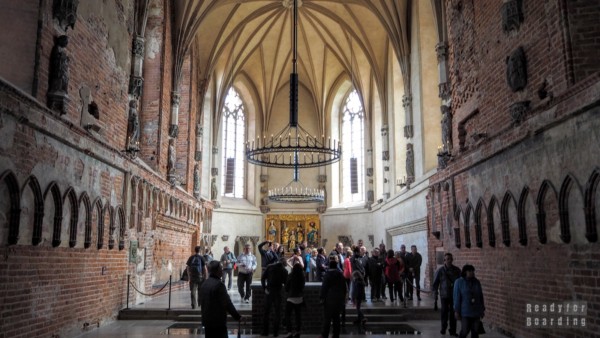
[264,214,321,251]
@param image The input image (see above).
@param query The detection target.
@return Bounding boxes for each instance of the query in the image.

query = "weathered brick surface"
[428,1,600,337]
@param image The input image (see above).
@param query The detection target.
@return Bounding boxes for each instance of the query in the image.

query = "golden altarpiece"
[264,214,321,251]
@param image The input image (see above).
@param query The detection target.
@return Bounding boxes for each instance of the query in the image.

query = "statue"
[127,100,140,150]
[288,230,296,251]
[441,105,452,152]
[406,143,415,183]
[296,223,304,243]
[48,35,70,113]
[210,177,217,200]
[193,164,200,198]
[281,222,289,248]
[267,220,277,242]
[168,139,176,174]
[307,222,318,247]
[506,46,527,92]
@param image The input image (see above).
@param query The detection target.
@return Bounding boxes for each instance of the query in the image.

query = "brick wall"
[428,0,600,337]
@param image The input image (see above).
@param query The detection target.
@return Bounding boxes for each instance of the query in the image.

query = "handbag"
[181,268,189,281]
[477,321,486,335]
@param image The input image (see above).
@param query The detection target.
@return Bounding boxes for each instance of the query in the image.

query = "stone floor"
[74,281,507,338]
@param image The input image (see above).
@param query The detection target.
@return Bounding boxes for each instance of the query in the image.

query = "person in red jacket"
[384,249,404,303]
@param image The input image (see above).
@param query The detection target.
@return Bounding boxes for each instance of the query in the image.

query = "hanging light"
[245,0,341,168]
[268,165,325,203]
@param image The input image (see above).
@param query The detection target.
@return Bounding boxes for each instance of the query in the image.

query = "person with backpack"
[186,246,208,309]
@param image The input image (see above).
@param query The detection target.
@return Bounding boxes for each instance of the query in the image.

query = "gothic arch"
[21,175,43,246]
[116,206,126,250]
[454,205,463,249]
[559,174,584,244]
[475,198,486,248]
[487,196,500,247]
[464,203,474,248]
[517,187,530,246]
[79,192,92,249]
[107,205,116,250]
[584,168,599,242]
[501,191,518,247]
[92,197,104,250]
[0,170,21,245]
[63,187,79,248]
[44,181,63,247]
[536,180,558,244]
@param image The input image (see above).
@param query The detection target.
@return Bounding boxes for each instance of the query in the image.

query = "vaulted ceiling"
[172,0,412,130]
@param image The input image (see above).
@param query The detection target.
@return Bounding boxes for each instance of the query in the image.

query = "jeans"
[440,297,457,334]
[237,272,253,300]
[263,290,282,335]
[285,301,302,333]
[459,316,481,338]
[221,268,233,289]
[322,302,344,338]
[189,279,203,309]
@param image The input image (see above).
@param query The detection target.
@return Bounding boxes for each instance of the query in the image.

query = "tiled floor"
[75,282,507,338]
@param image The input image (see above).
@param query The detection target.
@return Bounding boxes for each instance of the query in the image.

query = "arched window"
[341,89,364,203]
[221,88,245,198]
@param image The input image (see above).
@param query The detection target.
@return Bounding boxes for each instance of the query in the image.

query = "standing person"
[203,247,214,263]
[398,245,410,299]
[407,245,423,301]
[378,243,387,300]
[237,243,257,303]
[261,257,288,337]
[285,263,306,338]
[367,248,383,302]
[454,265,485,338]
[287,247,305,269]
[351,270,367,333]
[351,246,368,302]
[220,246,237,290]
[186,246,207,309]
[432,253,461,336]
[384,249,403,303]
[343,248,353,302]
[329,242,345,271]
[315,247,328,282]
[200,261,243,337]
[258,240,280,274]
[320,260,348,338]
[309,248,318,281]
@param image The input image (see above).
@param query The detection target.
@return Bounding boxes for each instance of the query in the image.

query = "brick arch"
[0,170,21,245]
[536,180,558,244]
[501,191,518,247]
[517,187,530,246]
[92,197,104,250]
[487,196,500,247]
[44,181,63,247]
[454,205,463,249]
[151,187,160,212]
[116,206,126,250]
[107,205,116,250]
[144,182,152,217]
[20,175,43,246]
[559,174,585,244]
[464,202,474,248]
[79,192,92,248]
[584,168,599,242]
[474,198,486,248]
[63,187,79,248]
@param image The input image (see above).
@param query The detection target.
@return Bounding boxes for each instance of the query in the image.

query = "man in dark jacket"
[258,240,280,274]
[320,260,348,338]
[186,246,208,309]
[351,246,368,301]
[367,248,383,302]
[200,261,242,338]
[260,257,288,336]
[406,245,423,301]
[432,253,461,336]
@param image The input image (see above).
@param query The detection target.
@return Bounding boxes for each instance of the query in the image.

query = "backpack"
[189,255,203,277]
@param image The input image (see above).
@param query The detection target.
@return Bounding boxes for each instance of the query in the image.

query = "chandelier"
[268,169,324,203]
[245,0,341,169]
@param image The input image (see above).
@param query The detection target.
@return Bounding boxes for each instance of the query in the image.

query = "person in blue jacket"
[453,264,485,338]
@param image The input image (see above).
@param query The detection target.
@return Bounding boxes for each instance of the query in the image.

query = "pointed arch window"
[341,89,364,203]
[221,88,245,198]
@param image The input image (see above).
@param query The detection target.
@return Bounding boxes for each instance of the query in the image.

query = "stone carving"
[168,139,176,174]
[502,0,523,33]
[368,235,374,248]
[133,36,145,57]
[47,35,70,114]
[195,151,202,162]
[129,75,144,99]
[406,143,415,183]
[210,177,217,200]
[509,100,530,125]
[193,164,200,199]
[260,174,268,182]
[211,167,218,176]
[317,175,327,183]
[439,82,451,101]
[382,151,389,161]
[441,105,453,152]
[384,166,389,172]
[381,125,388,137]
[53,0,79,31]
[506,47,527,92]
[127,100,140,151]
[366,168,373,177]
[402,95,413,138]
[168,124,179,138]
[367,190,374,203]
[316,204,327,214]
[436,42,449,62]
[212,146,219,155]
[338,236,353,248]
